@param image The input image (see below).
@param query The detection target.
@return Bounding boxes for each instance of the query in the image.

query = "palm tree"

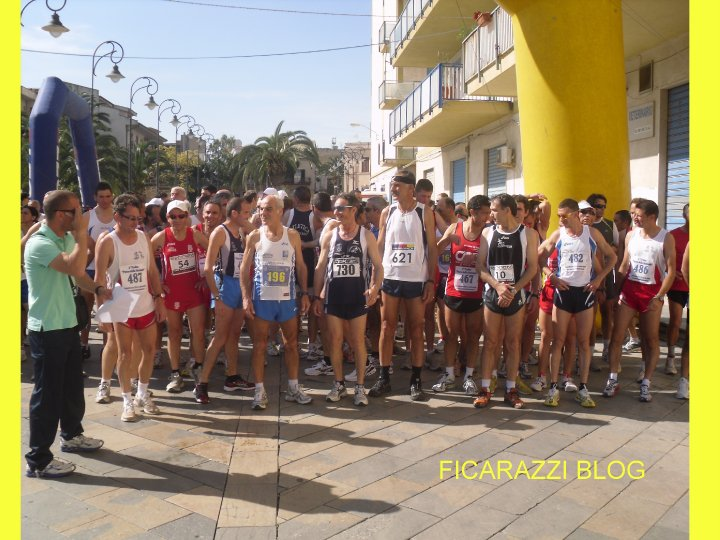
[237,121,319,189]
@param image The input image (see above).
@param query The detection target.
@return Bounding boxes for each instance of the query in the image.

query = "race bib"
[260,264,291,300]
[332,257,361,278]
[120,264,147,293]
[169,252,196,275]
[629,257,656,284]
[439,250,452,265]
[491,264,515,283]
[390,243,416,266]
[454,266,479,292]
[233,252,244,279]
[562,251,589,275]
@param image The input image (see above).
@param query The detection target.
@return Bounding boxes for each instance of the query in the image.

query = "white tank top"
[253,226,295,301]
[107,230,154,317]
[556,225,597,287]
[87,208,116,271]
[382,202,428,282]
[627,228,668,285]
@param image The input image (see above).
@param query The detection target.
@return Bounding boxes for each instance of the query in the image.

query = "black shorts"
[667,290,689,308]
[602,271,618,300]
[554,286,596,314]
[483,287,526,316]
[436,274,448,300]
[445,295,483,314]
[325,303,368,320]
[381,279,424,299]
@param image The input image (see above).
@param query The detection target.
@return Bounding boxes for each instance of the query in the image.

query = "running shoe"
[252,390,268,410]
[409,380,427,401]
[166,372,184,393]
[26,458,75,478]
[544,387,560,407]
[515,377,533,395]
[134,393,160,415]
[368,378,391,397]
[639,383,652,402]
[504,388,524,409]
[326,381,348,402]
[530,376,546,392]
[602,378,620,398]
[95,381,111,404]
[473,387,492,408]
[622,338,641,352]
[575,388,596,408]
[194,383,210,404]
[432,373,455,393]
[677,377,689,400]
[60,434,104,453]
[519,362,532,380]
[463,377,479,396]
[561,376,578,393]
[636,369,645,384]
[426,351,443,372]
[266,342,280,357]
[223,374,255,391]
[665,357,678,375]
[354,385,369,406]
[121,401,138,422]
[304,360,333,376]
[285,386,313,405]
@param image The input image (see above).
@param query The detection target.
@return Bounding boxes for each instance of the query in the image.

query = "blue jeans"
[26,328,85,471]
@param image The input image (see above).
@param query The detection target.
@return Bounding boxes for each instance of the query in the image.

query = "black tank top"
[326,227,366,303]
[219,224,245,277]
[486,224,527,285]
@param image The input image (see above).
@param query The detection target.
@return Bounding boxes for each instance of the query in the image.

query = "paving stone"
[218,483,277,528]
[150,512,216,540]
[119,442,208,469]
[20,517,67,540]
[131,422,214,449]
[277,505,363,539]
[228,449,277,483]
[479,474,564,515]
[106,459,202,500]
[322,452,415,489]
[653,493,688,532]
[215,527,276,540]
[507,429,578,460]
[22,489,107,533]
[400,476,495,517]
[185,438,234,464]
[498,493,595,539]
[581,493,670,540]
[326,474,425,517]
[383,431,465,461]
[39,464,126,501]
[62,514,145,539]
[165,485,223,520]
[330,505,439,540]
[88,488,191,530]
[413,501,515,540]
[278,477,355,520]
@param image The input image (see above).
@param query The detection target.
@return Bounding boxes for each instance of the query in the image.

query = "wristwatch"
[213,294,220,301]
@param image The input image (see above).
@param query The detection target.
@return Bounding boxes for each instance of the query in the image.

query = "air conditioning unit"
[497,146,515,168]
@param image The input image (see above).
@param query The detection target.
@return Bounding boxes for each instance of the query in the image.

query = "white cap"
[262,187,279,197]
[277,189,288,199]
[578,200,592,211]
[167,200,191,214]
[147,197,164,207]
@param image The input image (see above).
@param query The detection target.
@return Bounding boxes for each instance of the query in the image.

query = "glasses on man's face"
[58,209,76,217]
[593,204,606,209]
[168,213,188,220]
[333,205,353,211]
[121,214,140,222]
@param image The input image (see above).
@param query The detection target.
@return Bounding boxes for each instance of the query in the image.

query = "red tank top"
[669,227,688,292]
[445,221,483,299]
[161,227,201,287]
[543,249,559,287]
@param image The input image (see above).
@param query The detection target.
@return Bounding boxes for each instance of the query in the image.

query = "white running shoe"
[676,377,689,400]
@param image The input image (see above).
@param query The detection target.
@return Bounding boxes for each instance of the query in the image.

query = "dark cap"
[392,169,416,186]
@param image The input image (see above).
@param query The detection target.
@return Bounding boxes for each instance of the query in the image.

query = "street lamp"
[350,122,379,140]
[90,40,125,121]
[191,124,206,193]
[127,76,159,191]
[155,98,182,192]
[173,114,196,175]
[21,0,69,37]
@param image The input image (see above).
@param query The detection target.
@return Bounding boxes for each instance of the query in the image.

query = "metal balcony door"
[452,158,466,203]
[664,83,689,229]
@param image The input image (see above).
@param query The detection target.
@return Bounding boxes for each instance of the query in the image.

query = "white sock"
[100,378,110,385]
[446,367,454,378]
[465,367,475,378]
[137,381,149,398]
[255,382,265,393]
[122,392,133,405]
[481,379,491,388]
[610,372,618,381]
[667,346,676,358]
[506,380,516,390]
[288,379,299,391]
[642,378,650,387]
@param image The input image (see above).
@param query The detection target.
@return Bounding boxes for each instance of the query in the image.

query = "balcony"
[380,143,416,167]
[378,80,419,110]
[463,6,517,97]
[378,21,391,53]
[390,0,497,68]
[389,63,514,148]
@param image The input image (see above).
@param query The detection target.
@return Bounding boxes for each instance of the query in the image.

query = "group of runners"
[22,171,690,421]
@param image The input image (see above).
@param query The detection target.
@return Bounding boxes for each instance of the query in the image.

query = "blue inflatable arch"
[29,76,100,206]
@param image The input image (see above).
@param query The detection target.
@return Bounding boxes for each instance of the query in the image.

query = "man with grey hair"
[25,190,110,478]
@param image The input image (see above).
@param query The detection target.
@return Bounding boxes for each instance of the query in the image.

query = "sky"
[21,0,375,149]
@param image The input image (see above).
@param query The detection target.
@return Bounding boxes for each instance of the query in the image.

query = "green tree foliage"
[237,121,319,189]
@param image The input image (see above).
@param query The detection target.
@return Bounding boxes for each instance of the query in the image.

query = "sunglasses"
[593,204,606,209]
[168,213,188,219]
[58,209,76,217]
[121,214,141,222]
[333,205,353,211]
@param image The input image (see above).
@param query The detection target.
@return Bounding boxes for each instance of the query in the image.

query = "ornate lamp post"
[21,0,70,37]
[155,98,182,192]
[90,40,125,121]
[127,76,158,190]
[190,124,206,193]
[173,114,196,176]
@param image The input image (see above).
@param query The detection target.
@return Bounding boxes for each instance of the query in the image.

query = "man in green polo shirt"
[24,190,110,478]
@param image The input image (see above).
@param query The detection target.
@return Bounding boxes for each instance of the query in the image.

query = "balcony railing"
[379,80,419,108]
[378,21,392,53]
[463,6,514,85]
[389,0,432,59]
[388,63,511,143]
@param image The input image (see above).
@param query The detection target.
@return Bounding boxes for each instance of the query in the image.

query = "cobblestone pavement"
[21,322,688,539]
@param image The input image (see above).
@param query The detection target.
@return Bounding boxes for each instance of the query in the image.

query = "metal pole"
[90,40,124,126]
[155,98,182,194]
[128,76,158,191]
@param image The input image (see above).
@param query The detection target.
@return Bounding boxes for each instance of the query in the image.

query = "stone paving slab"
[20,329,688,539]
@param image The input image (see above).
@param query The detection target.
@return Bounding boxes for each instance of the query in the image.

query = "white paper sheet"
[95,284,140,323]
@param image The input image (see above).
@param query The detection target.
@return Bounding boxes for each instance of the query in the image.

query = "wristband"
[94,285,105,295]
